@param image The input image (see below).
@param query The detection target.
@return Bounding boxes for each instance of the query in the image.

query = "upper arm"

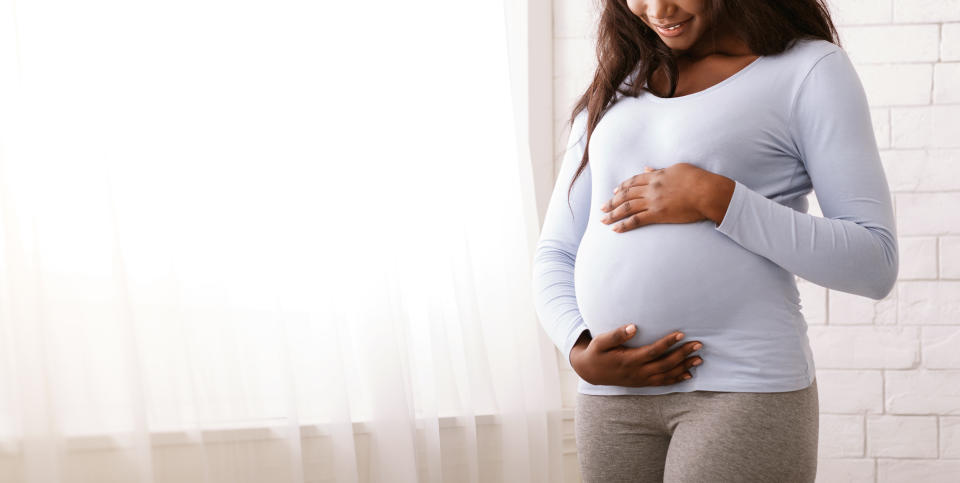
[787,47,898,293]
[787,48,897,244]
[537,110,592,254]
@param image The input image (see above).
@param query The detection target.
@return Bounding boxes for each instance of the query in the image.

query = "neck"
[676,18,754,61]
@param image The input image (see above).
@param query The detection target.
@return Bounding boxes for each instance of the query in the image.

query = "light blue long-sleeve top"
[531,38,898,395]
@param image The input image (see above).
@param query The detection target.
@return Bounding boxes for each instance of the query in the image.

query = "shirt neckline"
[637,55,767,103]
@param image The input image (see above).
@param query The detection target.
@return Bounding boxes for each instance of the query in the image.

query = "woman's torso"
[572,38,838,395]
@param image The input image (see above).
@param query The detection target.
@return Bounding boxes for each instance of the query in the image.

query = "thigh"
[575,392,671,483]
[662,378,820,483]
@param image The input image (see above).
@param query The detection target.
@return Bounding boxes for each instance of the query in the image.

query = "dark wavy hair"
[565,0,841,203]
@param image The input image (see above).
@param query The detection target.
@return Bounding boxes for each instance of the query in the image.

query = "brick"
[891,105,960,149]
[893,0,960,23]
[921,326,960,368]
[942,236,960,279]
[879,149,919,193]
[896,193,960,236]
[871,107,890,149]
[890,104,960,148]
[934,63,960,103]
[897,281,960,324]
[945,23,960,61]
[891,106,931,148]
[830,0,892,25]
[828,289,896,325]
[885,369,960,414]
[878,459,960,483]
[819,414,864,458]
[815,457,875,482]
[815,370,883,413]
[942,416,960,458]
[867,415,938,457]
[881,149,960,192]
[808,326,918,368]
[840,25,940,63]
[857,63,932,106]
[897,236,937,279]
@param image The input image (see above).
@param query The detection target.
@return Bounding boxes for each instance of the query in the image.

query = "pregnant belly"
[573,219,802,348]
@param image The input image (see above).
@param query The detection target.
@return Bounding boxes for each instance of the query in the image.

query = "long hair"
[564,0,840,202]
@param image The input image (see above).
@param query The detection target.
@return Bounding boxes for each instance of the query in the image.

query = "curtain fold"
[0,0,566,482]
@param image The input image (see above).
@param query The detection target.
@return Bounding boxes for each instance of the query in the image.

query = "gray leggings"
[575,378,819,483]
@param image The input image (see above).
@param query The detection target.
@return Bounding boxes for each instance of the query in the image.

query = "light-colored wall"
[548,1,960,481]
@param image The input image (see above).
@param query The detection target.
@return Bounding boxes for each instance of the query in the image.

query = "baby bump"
[573,219,801,348]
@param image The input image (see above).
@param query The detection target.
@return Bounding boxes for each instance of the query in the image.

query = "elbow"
[864,233,899,301]
[532,240,576,270]
[865,269,896,301]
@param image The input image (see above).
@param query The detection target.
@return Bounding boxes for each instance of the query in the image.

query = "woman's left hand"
[600,162,726,233]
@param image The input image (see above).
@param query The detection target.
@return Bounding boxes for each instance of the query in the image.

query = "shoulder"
[762,38,859,113]
[768,37,845,79]
[786,38,862,98]
[786,37,843,58]
[785,38,872,140]
[565,109,590,149]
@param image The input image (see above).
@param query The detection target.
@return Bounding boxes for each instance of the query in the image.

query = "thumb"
[593,323,637,351]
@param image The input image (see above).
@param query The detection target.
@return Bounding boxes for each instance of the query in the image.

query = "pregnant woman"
[531,1,898,482]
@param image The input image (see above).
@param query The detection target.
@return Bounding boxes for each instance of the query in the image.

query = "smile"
[653,17,691,36]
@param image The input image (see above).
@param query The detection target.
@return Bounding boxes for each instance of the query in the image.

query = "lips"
[655,18,690,29]
[652,17,691,36]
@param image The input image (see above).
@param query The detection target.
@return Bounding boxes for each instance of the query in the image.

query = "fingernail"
[626,324,636,335]
[613,186,619,194]
[692,359,703,366]
[693,343,702,350]
[675,332,684,341]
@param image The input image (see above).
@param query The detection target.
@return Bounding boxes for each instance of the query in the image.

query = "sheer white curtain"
[0,0,566,482]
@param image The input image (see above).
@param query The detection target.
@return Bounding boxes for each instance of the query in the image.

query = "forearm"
[699,174,898,300]
[531,244,592,364]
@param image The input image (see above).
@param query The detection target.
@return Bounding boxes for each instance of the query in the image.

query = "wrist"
[698,173,736,227]
[568,330,592,369]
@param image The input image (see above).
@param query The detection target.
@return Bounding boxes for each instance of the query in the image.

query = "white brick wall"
[550,1,960,481]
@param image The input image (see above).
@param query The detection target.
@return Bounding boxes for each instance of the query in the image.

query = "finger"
[645,362,693,386]
[659,359,695,383]
[601,185,644,214]
[613,170,658,194]
[602,190,647,225]
[632,330,684,363]
[625,342,701,387]
[612,172,649,195]
[644,341,703,373]
[613,211,649,233]
[612,175,637,195]
[591,323,638,352]
[622,339,697,373]
[642,340,702,373]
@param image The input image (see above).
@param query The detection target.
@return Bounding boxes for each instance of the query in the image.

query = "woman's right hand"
[568,324,703,387]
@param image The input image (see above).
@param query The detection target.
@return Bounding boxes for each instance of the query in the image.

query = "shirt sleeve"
[714,48,899,300]
[531,110,592,364]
